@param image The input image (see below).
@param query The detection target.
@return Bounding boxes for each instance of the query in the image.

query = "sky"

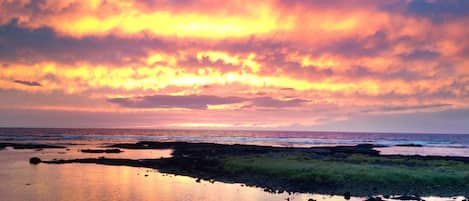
[0,0,468,133]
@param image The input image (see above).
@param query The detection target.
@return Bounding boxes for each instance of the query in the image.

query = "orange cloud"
[1,0,468,130]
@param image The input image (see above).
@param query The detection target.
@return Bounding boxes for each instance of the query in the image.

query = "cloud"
[0,19,168,65]
[311,107,469,134]
[345,65,430,81]
[108,95,309,110]
[399,50,440,61]
[362,104,451,113]
[250,97,309,108]
[0,0,468,131]
[316,30,390,57]
[280,87,295,91]
[177,54,240,72]
[407,0,469,22]
[108,95,246,110]
[381,0,469,23]
[0,0,282,39]
[13,80,42,87]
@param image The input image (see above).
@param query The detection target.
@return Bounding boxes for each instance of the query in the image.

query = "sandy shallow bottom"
[0,146,465,201]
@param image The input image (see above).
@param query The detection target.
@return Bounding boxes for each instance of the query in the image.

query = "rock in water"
[29,157,42,164]
[395,144,423,147]
[392,195,423,201]
[80,149,122,153]
[344,192,351,200]
[365,197,384,201]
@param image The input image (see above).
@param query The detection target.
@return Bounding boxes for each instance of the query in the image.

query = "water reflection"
[376,146,469,157]
[0,148,466,201]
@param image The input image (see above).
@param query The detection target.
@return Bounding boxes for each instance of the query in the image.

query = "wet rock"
[1,143,65,149]
[344,192,351,200]
[308,198,316,201]
[365,197,384,201]
[383,195,390,199]
[80,149,122,153]
[392,195,422,200]
[264,188,276,193]
[29,157,42,165]
[395,144,423,147]
[144,174,148,177]
[195,178,201,183]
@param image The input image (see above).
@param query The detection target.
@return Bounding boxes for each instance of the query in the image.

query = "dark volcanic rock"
[29,157,42,164]
[0,143,65,149]
[392,195,423,200]
[108,141,381,156]
[365,197,384,201]
[344,192,351,200]
[395,144,423,147]
[80,149,122,153]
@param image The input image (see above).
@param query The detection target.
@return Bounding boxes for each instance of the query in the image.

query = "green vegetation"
[223,153,469,195]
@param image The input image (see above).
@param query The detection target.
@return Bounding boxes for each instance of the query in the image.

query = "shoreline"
[19,141,469,197]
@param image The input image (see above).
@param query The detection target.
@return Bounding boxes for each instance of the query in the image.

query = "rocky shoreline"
[20,141,469,197]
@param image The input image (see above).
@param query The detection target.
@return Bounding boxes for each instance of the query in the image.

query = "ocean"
[1,127,469,156]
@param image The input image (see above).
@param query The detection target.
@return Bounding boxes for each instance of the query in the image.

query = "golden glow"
[207,103,246,110]
[41,3,290,39]
[167,123,234,128]
[1,0,467,129]
[0,61,456,98]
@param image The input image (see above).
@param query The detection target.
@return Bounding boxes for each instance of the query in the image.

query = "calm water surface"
[1,148,465,201]
[0,148,359,201]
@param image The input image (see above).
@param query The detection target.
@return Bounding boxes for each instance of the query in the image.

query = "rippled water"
[1,128,469,156]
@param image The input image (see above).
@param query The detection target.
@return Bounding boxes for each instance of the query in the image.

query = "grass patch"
[223,153,469,195]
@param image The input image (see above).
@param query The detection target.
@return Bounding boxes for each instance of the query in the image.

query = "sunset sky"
[0,0,468,133]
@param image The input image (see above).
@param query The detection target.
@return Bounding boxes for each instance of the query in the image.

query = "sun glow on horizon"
[0,0,468,132]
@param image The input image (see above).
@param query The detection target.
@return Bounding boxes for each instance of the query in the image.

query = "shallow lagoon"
[0,145,467,201]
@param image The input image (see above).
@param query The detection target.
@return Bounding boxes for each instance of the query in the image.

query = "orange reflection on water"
[0,148,462,201]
